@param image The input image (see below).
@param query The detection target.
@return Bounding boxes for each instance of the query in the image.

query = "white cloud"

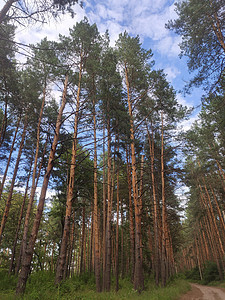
[176,94,190,107]
[15,4,86,45]
[164,66,180,81]
[154,35,181,56]
[178,114,199,132]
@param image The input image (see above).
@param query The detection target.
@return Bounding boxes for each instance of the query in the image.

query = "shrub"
[202,261,221,284]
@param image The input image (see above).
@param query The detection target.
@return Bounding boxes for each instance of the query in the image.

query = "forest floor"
[179,283,225,300]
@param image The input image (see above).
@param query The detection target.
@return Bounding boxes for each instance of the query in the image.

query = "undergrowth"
[0,269,190,300]
[184,261,225,287]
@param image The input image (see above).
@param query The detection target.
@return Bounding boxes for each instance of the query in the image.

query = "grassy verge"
[0,270,190,300]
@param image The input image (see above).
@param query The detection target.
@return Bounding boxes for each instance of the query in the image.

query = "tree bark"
[115,138,120,292]
[125,64,143,292]
[146,124,160,286]
[80,205,86,274]
[9,157,33,274]
[0,96,8,148]
[126,145,135,281]
[18,85,46,273]
[16,74,68,295]
[0,116,21,201]
[0,116,27,244]
[93,97,101,292]
[103,115,112,291]
[55,57,82,285]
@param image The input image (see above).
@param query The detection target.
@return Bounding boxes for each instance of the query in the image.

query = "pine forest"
[0,0,224,299]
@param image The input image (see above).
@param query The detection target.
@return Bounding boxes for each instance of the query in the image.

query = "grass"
[0,270,190,300]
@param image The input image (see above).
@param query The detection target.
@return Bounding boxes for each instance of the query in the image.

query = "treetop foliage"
[167,0,225,91]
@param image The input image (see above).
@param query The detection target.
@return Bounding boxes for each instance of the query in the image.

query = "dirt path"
[179,283,225,300]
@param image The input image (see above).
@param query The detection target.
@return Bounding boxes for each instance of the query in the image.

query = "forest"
[0,0,224,299]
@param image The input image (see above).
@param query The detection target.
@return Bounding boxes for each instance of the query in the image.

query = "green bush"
[185,266,201,281]
[202,261,221,284]
[0,269,17,292]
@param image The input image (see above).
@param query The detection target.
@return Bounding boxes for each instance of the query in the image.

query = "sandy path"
[179,283,225,300]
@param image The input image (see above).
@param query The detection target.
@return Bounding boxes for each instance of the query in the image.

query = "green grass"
[0,270,190,300]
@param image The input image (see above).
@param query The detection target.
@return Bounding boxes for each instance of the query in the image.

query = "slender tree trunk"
[93,97,101,292]
[0,88,8,147]
[16,135,48,274]
[9,157,33,274]
[125,64,143,292]
[18,85,46,273]
[195,237,203,280]
[126,145,135,281]
[103,116,112,291]
[200,221,210,261]
[160,110,167,287]
[68,210,75,277]
[115,138,120,292]
[0,117,27,244]
[80,205,86,274]
[208,182,225,241]
[0,116,21,201]
[89,211,93,273]
[87,219,90,273]
[139,154,144,264]
[199,180,224,258]
[55,58,83,285]
[102,122,106,276]
[16,75,68,295]
[200,191,224,279]
[121,199,124,278]
[146,124,160,285]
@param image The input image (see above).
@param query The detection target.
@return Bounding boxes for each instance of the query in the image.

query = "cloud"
[179,115,198,132]
[85,0,181,56]
[154,35,181,56]
[15,4,86,45]
[164,66,180,81]
[176,94,191,107]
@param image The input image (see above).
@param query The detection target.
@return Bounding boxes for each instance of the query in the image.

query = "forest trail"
[179,283,225,300]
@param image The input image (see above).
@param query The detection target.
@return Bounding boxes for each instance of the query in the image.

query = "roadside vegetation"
[0,269,190,300]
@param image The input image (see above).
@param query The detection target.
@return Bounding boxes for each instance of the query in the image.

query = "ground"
[180,283,225,300]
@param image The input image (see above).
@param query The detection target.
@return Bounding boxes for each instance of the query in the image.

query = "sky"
[0,0,203,132]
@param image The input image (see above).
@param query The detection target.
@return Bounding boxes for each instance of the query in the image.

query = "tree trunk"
[0,117,27,244]
[80,205,86,274]
[160,110,167,287]
[126,145,135,281]
[102,122,106,277]
[0,96,8,147]
[121,198,124,278]
[125,64,143,292]
[0,116,20,201]
[115,138,120,292]
[16,75,68,295]
[18,85,46,273]
[55,58,82,285]
[67,210,75,277]
[103,116,112,291]
[93,97,101,292]
[9,157,33,274]
[146,124,160,286]
[16,135,48,274]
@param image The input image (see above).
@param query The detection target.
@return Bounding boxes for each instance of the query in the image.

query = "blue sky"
[0,0,203,129]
